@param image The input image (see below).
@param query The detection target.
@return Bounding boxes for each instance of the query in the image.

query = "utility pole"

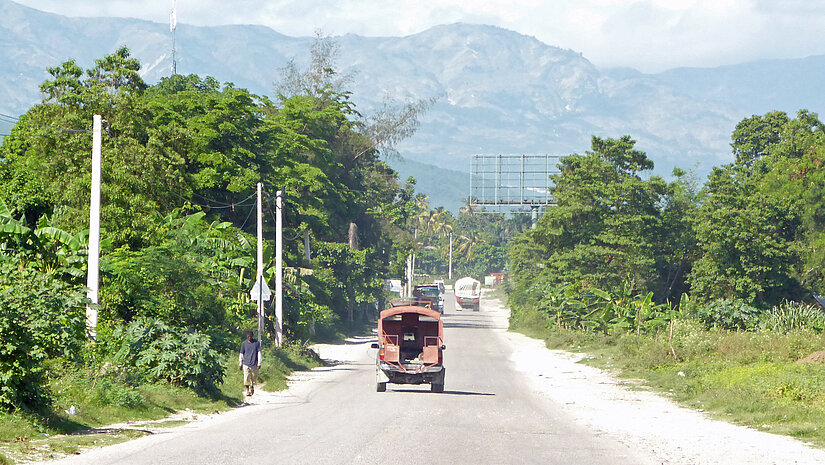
[411,227,417,290]
[86,115,102,339]
[275,190,283,347]
[249,183,272,344]
[406,255,412,297]
[256,183,264,343]
[170,0,177,74]
[303,230,311,264]
[448,232,453,281]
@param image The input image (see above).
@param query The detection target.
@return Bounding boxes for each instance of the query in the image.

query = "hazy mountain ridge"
[2,0,825,209]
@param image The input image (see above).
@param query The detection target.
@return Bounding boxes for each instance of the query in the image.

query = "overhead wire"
[167,189,257,211]
[238,200,256,231]
[0,112,89,135]
[191,191,257,207]
[0,113,19,124]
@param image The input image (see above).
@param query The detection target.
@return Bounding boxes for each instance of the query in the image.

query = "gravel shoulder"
[488,297,825,465]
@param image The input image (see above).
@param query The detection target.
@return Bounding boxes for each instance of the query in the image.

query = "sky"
[12,0,825,72]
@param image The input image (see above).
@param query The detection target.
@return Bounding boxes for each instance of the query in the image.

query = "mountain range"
[2,0,825,211]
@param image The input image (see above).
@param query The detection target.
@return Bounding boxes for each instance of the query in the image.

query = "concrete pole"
[406,254,412,297]
[448,232,453,281]
[256,183,264,343]
[275,190,283,347]
[86,115,102,339]
[411,227,416,289]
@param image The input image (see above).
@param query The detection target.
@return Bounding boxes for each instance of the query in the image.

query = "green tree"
[525,136,668,294]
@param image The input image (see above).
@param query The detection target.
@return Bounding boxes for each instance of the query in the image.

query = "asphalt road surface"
[53,292,648,465]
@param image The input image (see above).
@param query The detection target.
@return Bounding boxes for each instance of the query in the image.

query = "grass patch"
[509,303,825,447]
[0,344,321,463]
[0,429,146,463]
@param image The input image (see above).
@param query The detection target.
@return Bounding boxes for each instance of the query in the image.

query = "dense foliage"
[509,115,825,337]
[0,262,86,408]
[109,319,225,393]
[0,43,427,410]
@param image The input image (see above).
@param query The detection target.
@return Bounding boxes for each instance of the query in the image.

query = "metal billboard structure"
[468,154,562,227]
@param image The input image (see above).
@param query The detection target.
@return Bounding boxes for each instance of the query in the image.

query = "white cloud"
[12,0,825,72]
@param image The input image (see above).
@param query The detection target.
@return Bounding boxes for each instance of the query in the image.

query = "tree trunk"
[348,222,359,250]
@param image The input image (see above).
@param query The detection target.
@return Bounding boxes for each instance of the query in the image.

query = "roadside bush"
[110,319,225,393]
[690,298,762,331]
[0,262,86,409]
[101,246,232,331]
[92,378,145,409]
[762,301,825,333]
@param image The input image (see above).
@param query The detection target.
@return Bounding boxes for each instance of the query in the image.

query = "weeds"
[0,344,321,463]
[510,296,825,447]
[762,301,825,333]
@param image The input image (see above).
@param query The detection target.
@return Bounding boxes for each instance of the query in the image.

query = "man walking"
[239,331,262,396]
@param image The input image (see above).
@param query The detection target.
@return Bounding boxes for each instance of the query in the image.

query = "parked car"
[413,284,443,313]
[371,303,446,392]
[454,277,481,311]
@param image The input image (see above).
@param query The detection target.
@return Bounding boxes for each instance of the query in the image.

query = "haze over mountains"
[2,0,825,210]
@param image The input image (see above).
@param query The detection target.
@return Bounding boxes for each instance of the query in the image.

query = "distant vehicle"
[413,284,443,313]
[390,297,434,309]
[371,304,446,393]
[433,279,446,295]
[454,277,481,311]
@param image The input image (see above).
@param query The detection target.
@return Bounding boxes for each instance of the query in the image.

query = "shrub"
[762,301,825,333]
[92,378,145,409]
[691,298,762,331]
[0,262,86,409]
[111,319,225,393]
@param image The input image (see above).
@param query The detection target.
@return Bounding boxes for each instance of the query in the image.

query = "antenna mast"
[170,0,177,75]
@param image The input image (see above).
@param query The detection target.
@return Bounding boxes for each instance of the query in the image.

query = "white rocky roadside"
[487,297,825,465]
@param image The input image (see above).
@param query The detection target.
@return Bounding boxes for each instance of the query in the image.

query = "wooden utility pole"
[86,115,102,339]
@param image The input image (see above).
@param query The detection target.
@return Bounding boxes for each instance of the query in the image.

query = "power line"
[238,199,255,230]
[191,191,257,207]
[0,113,89,134]
[168,189,257,210]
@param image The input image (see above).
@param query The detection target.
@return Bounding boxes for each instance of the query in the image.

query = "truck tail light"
[379,348,385,361]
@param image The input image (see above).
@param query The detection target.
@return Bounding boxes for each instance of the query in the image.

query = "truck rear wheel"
[431,383,444,393]
[377,382,387,392]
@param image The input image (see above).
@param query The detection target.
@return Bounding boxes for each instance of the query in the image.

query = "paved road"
[54,293,647,465]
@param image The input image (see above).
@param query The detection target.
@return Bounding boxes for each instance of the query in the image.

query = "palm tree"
[455,232,485,262]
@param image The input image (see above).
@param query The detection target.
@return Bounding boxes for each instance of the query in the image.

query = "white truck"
[454,277,481,311]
